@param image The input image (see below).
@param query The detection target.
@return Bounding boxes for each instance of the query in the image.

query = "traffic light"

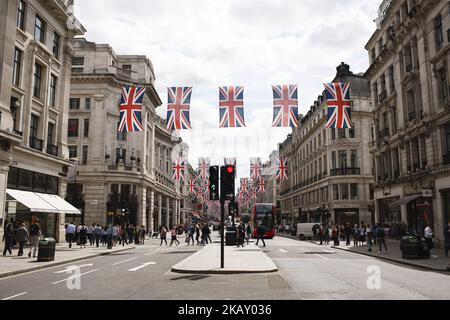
[209,166,219,201]
[221,165,235,201]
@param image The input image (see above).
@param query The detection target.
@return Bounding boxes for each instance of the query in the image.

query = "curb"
[171,267,278,275]
[0,246,137,279]
[330,245,449,272]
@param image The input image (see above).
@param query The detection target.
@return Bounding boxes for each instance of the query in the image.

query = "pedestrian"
[318,225,324,245]
[66,221,76,248]
[246,223,252,245]
[312,224,317,239]
[94,224,102,247]
[79,224,88,248]
[353,224,359,246]
[344,223,352,246]
[2,220,14,256]
[201,223,209,245]
[87,223,94,246]
[424,224,434,255]
[128,225,135,244]
[207,225,212,244]
[160,226,168,246]
[170,227,180,246]
[367,224,373,252]
[324,225,330,245]
[112,224,119,246]
[102,226,108,246]
[236,222,245,248]
[195,224,201,245]
[186,224,195,245]
[28,219,42,258]
[120,225,128,246]
[332,226,339,246]
[140,226,146,244]
[255,224,266,247]
[444,220,450,258]
[377,224,388,253]
[15,222,29,256]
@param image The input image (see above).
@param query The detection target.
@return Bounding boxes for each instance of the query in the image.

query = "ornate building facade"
[365,0,450,245]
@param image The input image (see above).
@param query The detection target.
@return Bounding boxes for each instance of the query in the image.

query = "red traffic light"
[226,166,234,174]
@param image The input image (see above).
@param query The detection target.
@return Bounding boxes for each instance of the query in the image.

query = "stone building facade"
[0,0,85,241]
[256,150,281,222]
[279,63,375,227]
[365,0,450,245]
[66,38,193,231]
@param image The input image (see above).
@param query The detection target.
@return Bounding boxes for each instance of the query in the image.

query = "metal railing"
[46,143,58,156]
[330,168,361,176]
[29,136,43,151]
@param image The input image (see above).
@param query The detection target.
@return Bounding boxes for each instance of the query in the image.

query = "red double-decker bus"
[251,203,276,238]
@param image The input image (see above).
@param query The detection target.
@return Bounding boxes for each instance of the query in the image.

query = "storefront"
[442,189,450,226]
[335,209,359,227]
[379,196,401,224]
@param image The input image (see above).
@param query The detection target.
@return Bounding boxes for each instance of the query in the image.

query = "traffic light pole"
[220,199,225,269]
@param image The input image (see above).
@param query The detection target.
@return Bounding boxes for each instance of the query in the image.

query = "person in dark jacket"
[195,224,201,245]
[444,220,450,258]
[79,224,88,248]
[255,224,266,247]
[236,222,245,248]
[15,222,29,256]
[246,224,252,244]
[2,220,14,256]
[344,223,352,246]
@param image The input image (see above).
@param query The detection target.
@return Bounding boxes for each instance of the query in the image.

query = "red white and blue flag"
[172,158,186,181]
[251,187,258,200]
[257,176,266,193]
[240,178,248,193]
[188,178,196,194]
[198,158,210,181]
[324,83,352,129]
[272,85,299,128]
[118,86,146,132]
[250,158,262,181]
[276,156,288,180]
[219,86,245,128]
[166,87,192,130]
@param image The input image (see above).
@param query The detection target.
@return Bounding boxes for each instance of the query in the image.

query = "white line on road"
[314,254,329,260]
[52,268,99,285]
[144,249,160,256]
[128,262,156,272]
[279,249,288,253]
[1,292,28,300]
[112,257,137,266]
[54,264,93,273]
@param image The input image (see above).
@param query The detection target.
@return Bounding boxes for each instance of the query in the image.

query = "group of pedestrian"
[2,219,41,258]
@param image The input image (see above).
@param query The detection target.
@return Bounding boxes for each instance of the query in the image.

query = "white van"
[296,223,319,240]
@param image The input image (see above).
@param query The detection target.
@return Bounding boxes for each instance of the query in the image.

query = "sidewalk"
[171,242,278,274]
[0,243,136,278]
[312,238,450,272]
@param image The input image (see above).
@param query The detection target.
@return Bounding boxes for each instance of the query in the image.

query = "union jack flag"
[219,86,246,128]
[167,87,192,131]
[240,178,248,193]
[276,157,288,180]
[272,85,299,128]
[324,83,352,129]
[250,158,262,180]
[250,187,258,200]
[257,176,266,193]
[198,158,210,181]
[172,158,185,181]
[187,178,196,194]
[118,86,146,132]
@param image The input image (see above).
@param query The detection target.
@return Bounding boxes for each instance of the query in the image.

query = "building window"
[331,151,336,169]
[82,146,88,165]
[338,128,346,139]
[12,48,22,86]
[72,67,83,74]
[53,32,61,60]
[49,75,57,107]
[47,122,55,144]
[350,150,357,168]
[16,1,26,30]
[438,68,449,106]
[388,65,395,93]
[350,184,358,200]
[68,146,77,158]
[443,124,450,165]
[435,14,444,51]
[340,184,349,200]
[30,115,39,138]
[33,63,42,98]
[406,89,416,122]
[117,122,127,141]
[83,119,89,137]
[331,128,336,140]
[333,185,339,200]
[72,57,84,66]
[349,123,355,138]
[68,119,79,137]
[85,98,91,110]
[338,150,347,168]
[69,98,80,110]
[34,15,45,43]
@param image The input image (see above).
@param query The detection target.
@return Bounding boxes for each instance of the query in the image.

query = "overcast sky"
[74,0,380,180]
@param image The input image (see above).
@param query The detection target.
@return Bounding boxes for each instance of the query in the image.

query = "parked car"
[296,223,319,240]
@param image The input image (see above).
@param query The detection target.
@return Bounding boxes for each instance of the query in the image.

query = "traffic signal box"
[220,165,235,201]
[209,166,219,201]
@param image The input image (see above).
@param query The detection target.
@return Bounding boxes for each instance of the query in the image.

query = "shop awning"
[6,189,81,215]
[388,194,422,209]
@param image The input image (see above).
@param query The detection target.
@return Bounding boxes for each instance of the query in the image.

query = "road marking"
[2,292,28,300]
[314,254,329,260]
[128,262,156,272]
[144,249,160,256]
[52,269,99,285]
[54,264,93,273]
[279,249,288,253]
[112,257,137,266]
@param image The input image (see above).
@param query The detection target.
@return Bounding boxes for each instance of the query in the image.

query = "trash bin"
[400,235,430,259]
[225,231,237,246]
[37,238,56,262]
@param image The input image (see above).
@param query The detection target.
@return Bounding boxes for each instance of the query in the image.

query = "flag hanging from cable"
[324,82,352,129]
[166,87,193,130]
[219,86,245,128]
[198,158,210,181]
[118,86,145,132]
[172,157,186,181]
[272,85,299,128]
[276,156,288,180]
[250,158,262,181]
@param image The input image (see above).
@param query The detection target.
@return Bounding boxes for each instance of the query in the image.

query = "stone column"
[140,188,147,228]
[177,200,181,225]
[149,190,155,231]
[0,159,10,242]
[157,194,162,228]
[166,197,170,227]
[56,181,68,243]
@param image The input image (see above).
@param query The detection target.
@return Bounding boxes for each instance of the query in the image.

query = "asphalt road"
[0,235,449,300]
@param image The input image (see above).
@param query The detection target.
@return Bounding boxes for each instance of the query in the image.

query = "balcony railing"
[13,129,23,136]
[29,136,43,151]
[46,143,58,156]
[330,168,361,176]
[378,90,387,103]
[379,127,390,138]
